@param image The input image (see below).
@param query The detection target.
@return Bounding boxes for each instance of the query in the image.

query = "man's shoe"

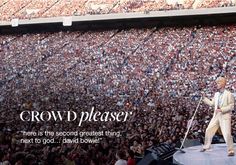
[200,148,207,152]
[228,151,234,156]
[200,148,211,152]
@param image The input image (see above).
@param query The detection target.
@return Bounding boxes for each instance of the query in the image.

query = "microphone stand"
[176,96,203,153]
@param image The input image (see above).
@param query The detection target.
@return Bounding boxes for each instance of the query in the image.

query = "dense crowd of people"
[0,0,235,21]
[0,24,236,165]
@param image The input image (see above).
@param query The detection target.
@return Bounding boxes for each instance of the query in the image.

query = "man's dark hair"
[0,150,4,160]
[12,152,25,165]
[117,150,126,160]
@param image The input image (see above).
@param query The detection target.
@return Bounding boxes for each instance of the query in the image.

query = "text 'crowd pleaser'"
[19,107,133,126]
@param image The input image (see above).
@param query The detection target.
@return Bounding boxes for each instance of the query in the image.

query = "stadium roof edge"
[1,7,236,26]
[0,7,236,33]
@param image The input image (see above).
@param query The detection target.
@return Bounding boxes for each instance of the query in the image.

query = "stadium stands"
[0,24,235,164]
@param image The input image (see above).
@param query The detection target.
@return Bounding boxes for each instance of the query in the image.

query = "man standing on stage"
[200,77,235,156]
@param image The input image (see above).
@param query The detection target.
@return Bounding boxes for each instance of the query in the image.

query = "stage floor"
[173,144,236,165]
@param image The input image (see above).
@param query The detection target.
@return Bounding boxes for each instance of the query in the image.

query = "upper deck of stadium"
[0,0,235,22]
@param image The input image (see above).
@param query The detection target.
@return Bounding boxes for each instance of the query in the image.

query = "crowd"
[196,0,235,8]
[0,24,236,165]
[0,0,235,21]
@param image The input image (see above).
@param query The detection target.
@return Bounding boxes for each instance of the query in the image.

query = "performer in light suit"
[200,77,235,156]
